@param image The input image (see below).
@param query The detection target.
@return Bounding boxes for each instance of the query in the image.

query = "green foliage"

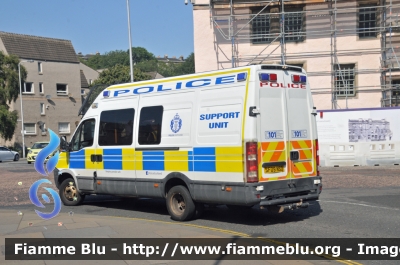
[92,64,151,86]
[0,52,27,141]
[131,47,155,64]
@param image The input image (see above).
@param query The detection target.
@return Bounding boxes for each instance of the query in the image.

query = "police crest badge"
[170,113,182,133]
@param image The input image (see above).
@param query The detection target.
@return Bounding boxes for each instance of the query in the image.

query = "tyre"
[226,204,254,211]
[166,185,195,221]
[59,178,85,206]
[14,154,19,161]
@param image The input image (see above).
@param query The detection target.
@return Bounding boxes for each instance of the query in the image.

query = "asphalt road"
[1,160,400,264]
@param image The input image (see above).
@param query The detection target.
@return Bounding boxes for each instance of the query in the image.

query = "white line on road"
[318,200,399,211]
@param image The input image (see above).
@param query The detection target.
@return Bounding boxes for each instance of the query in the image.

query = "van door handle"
[290,151,299,161]
[90,154,102,162]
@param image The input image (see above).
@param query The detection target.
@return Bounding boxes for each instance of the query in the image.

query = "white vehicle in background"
[55,64,322,221]
[0,146,19,162]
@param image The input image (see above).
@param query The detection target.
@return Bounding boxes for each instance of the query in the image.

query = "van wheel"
[166,185,195,221]
[14,154,19,161]
[59,178,85,206]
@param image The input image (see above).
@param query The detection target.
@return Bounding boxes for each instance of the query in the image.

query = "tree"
[0,52,27,141]
[131,47,155,64]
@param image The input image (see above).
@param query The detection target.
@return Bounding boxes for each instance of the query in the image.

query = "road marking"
[320,200,399,211]
[113,216,362,265]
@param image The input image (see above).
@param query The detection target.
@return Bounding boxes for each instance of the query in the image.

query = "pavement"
[0,208,337,265]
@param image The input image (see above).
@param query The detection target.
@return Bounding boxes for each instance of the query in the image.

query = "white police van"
[55,64,322,221]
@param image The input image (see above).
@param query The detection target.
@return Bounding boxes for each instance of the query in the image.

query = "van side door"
[69,118,97,191]
[95,98,138,196]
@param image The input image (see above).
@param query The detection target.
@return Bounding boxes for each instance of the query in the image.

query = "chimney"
[164,54,168,59]
[96,51,100,55]
[179,56,184,61]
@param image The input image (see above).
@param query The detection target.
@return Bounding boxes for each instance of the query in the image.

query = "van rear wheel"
[59,178,85,206]
[166,185,195,221]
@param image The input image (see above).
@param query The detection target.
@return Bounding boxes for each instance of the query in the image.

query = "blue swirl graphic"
[35,129,60,176]
[29,179,61,220]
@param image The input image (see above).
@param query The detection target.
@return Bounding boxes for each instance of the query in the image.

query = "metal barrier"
[320,142,400,167]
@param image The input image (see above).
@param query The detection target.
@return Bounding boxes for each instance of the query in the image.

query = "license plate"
[264,166,284,173]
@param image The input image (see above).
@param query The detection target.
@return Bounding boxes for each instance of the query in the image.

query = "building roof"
[0,31,79,63]
[146,72,164,80]
[157,55,185,64]
[80,70,89,88]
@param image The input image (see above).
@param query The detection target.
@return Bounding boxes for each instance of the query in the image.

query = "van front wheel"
[166,185,195,221]
[59,178,85,206]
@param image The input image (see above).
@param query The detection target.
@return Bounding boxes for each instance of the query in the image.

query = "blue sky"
[1,0,194,58]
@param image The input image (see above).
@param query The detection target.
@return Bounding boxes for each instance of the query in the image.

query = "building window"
[23,82,34,93]
[335,64,356,97]
[39,83,44,94]
[359,4,377,38]
[89,79,92,85]
[56,84,68,95]
[138,106,163,145]
[58,122,70,134]
[81,89,86,95]
[252,6,304,44]
[38,62,43,73]
[24,123,36,135]
[40,103,45,115]
[98,109,135,146]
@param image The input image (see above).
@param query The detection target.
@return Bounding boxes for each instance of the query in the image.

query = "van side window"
[71,119,95,152]
[138,106,163,145]
[98,108,135,146]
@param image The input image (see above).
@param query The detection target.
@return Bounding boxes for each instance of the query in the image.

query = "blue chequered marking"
[143,151,164,170]
[193,148,216,172]
[70,150,85,169]
[193,161,216,172]
[193,147,215,155]
[188,151,193,171]
[103,149,122,170]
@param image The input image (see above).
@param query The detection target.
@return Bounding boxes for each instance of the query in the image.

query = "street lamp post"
[18,60,34,158]
[126,0,134,82]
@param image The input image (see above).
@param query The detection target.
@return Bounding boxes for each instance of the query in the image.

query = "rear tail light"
[316,139,320,176]
[246,142,259,183]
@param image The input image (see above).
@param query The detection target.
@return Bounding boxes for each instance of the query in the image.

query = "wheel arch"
[163,172,193,198]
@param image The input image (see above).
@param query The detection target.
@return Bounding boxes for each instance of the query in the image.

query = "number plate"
[264,166,284,173]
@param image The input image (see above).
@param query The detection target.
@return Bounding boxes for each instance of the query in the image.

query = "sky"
[0,0,194,58]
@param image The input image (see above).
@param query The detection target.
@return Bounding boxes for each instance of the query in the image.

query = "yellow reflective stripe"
[85,148,97,170]
[164,151,188,171]
[122,148,135,170]
[216,147,243,173]
[57,152,68,169]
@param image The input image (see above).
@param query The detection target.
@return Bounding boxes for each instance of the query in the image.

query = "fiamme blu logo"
[29,129,62,220]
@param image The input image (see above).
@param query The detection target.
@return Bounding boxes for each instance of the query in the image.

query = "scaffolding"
[206,0,400,108]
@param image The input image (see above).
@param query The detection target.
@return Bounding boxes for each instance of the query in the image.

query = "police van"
[55,64,322,221]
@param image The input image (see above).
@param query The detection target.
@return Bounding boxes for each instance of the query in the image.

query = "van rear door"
[257,67,317,182]
[283,70,317,179]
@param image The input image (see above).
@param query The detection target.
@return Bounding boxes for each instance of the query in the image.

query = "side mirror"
[60,136,69,152]
[27,147,31,151]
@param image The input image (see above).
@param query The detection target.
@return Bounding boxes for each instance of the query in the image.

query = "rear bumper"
[256,176,322,206]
